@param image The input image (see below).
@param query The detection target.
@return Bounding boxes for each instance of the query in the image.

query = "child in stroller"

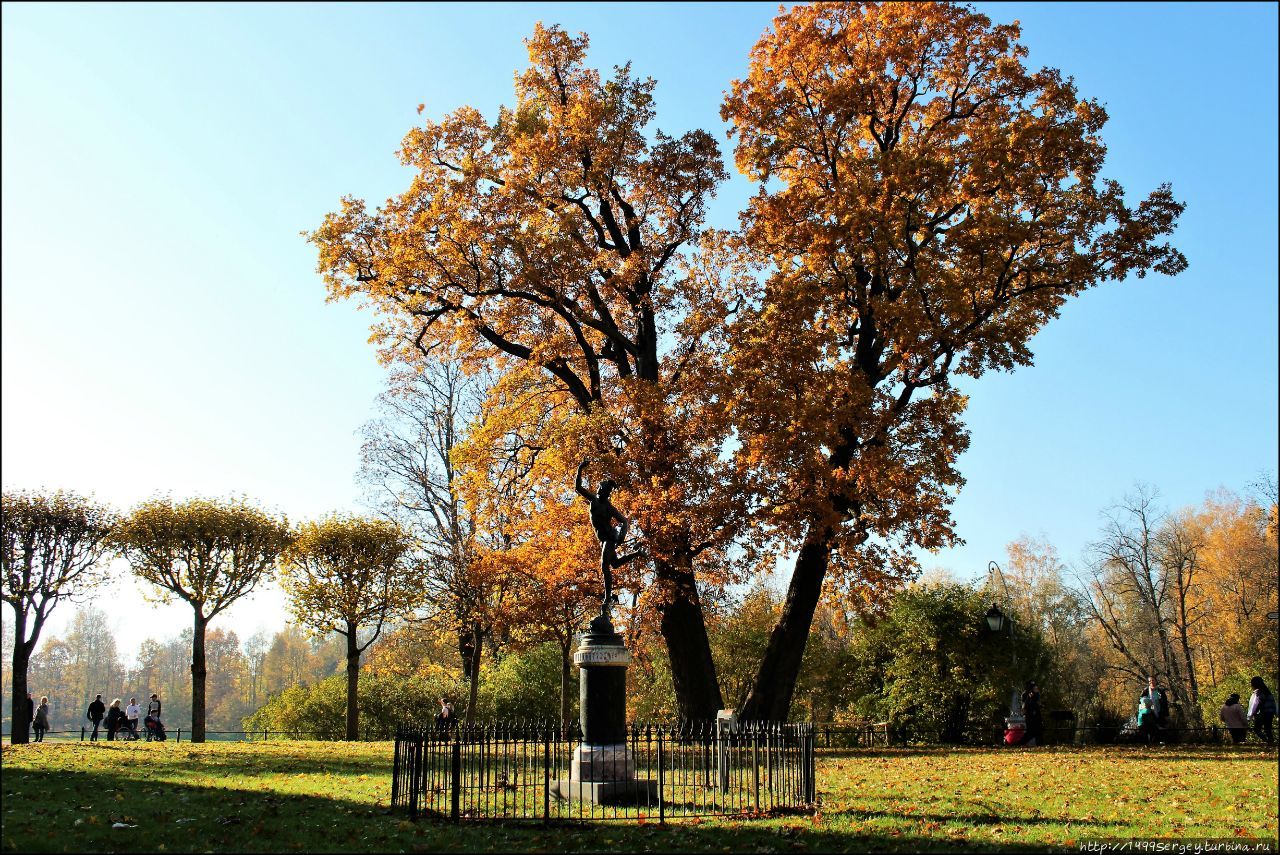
[144,714,167,742]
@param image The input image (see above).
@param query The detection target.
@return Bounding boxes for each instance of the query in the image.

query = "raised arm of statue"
[575,459,594,501]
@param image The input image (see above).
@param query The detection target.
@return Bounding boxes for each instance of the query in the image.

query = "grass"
[1,740,1276,853]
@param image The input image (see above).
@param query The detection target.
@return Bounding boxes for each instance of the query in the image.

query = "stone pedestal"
[571,742,634,780]
[551,612,657,805]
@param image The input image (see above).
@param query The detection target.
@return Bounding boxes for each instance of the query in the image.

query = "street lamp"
[986,561,1022,723]
[985,603,1006,633]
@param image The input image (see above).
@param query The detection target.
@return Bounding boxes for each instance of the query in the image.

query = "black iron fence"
[391,721,817,822]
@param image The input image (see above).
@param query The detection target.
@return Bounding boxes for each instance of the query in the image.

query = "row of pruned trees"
[2,491,450,744]
[1,607,347,734]
[310,2,1187,722]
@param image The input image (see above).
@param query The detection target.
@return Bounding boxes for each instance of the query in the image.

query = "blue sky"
[2,2,1276,645]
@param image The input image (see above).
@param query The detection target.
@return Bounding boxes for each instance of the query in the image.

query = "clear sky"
[2,3,1277,650]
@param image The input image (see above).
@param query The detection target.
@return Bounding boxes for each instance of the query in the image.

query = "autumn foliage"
[312,5,1187,721]
[719,1,1186,719]
[311,23,744,718]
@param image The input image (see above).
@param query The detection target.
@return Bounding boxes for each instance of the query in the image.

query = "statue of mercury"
[575,459,640,618]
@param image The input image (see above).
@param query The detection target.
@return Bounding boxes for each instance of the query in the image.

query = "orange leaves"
[718,1,1186,582]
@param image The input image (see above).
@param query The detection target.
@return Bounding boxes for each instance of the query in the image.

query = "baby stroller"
[144,714,167,742]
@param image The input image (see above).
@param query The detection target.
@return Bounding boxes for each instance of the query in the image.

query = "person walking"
[1247,677,1276,744]
[1020,681,1043,746]
[125,697,141,739]
[435,697,456,731]
[145,694,163,741]
[1219,693,1248,744]
[86,694,106,742]
[105,699,126,741]
[1139,676,1170,744]
[32,697,50,743]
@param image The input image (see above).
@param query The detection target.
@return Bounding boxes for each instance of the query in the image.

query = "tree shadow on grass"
[3,766,1075,854]
[826,800,1128,832]
[13,741,395,779]
[816,745,1278,763]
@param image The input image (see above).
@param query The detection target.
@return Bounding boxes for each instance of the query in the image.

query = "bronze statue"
[575,460,640,617]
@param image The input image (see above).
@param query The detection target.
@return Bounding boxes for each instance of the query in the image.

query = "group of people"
[1004,681,1044,746]
[1004,674,1277,747]
[24,691,165,742]
[1218,676,1276,745]
[1136,675,1276,745]
[83,693,165,741]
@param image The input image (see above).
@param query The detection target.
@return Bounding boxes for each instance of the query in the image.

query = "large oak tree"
[311,24,743,719]
[720,1,1187,720]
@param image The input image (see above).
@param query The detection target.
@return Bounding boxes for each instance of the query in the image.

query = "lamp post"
[986,561,1022,721]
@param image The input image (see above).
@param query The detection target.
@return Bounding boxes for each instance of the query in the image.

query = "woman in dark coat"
[1020,681,1043,746]
[105,699,127,741]
[33,697,50,742]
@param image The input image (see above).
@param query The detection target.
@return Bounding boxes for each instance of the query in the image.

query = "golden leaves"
[113,498,290,614]
[717,0,1185,577]
[277,515,421,635]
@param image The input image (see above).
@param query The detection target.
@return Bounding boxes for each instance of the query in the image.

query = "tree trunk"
[465,623,482,724]
[190,611,208,743]
[739,528,831,722]
[9,608,30,745]
[655,555,722,721]
[345,624,360,741]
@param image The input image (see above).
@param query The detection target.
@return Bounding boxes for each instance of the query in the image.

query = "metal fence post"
[716,717,729,795]
[543,729,550,824]
[752,726,760,810]
[176,728,182,743]
[80,726,85,742]
[408,735,420,821]
[656,727,665,825]
[450,736,462,823]
[391,733,401,808]
[804,725,816,804]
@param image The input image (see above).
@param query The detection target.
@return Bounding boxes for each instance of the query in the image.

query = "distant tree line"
[1,606,349,735]
[245,479,1277,742]
[5,480,1273,743]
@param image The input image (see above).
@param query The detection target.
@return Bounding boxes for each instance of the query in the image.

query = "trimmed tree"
[2,490,115,744]
[113,497,289,743]
[278,516,420,740]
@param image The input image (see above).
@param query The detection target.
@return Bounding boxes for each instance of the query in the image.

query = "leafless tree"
[1081,486,1205,728]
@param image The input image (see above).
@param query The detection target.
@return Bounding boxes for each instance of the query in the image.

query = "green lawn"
[2,740,1275,853]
